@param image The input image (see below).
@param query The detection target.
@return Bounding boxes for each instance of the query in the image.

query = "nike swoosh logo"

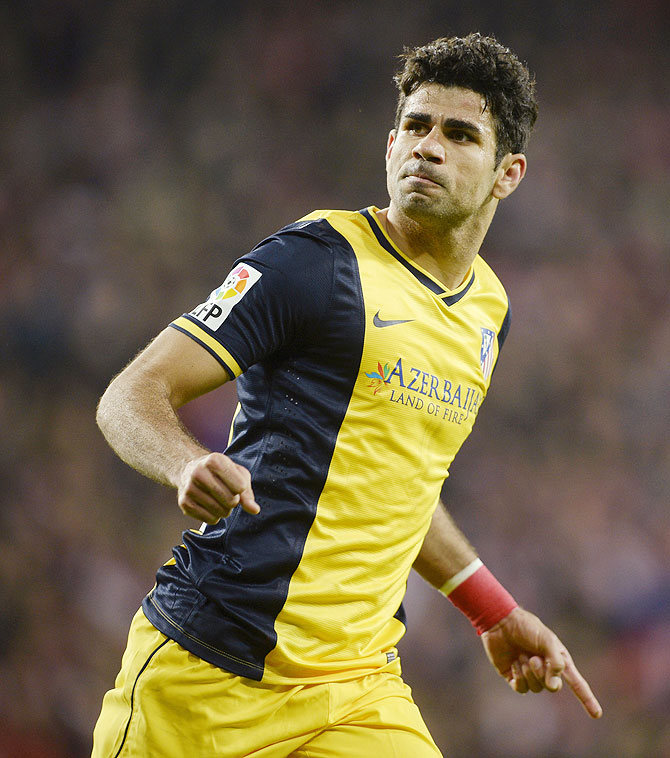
[373,311,415,328]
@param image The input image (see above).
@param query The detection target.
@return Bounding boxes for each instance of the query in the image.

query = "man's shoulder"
[246,208,371,265]
[279,208,368,242]
[239,210,364,283]
[294,208,363,226]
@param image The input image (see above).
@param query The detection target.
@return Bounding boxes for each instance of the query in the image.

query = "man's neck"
[378,207,492,291]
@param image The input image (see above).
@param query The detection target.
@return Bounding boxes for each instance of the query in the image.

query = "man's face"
[386,84,502,227]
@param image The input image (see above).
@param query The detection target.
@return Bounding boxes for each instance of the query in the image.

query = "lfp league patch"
[190,264,262,330]
[480,327,496,380]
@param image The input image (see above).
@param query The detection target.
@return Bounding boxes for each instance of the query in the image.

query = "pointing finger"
[561,654,603,719]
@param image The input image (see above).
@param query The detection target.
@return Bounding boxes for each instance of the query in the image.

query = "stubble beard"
[394,186,474,233]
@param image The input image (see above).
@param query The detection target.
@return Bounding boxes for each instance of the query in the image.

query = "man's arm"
[412,500,478,586]
[96,327,259,523]
[414,503,602,719]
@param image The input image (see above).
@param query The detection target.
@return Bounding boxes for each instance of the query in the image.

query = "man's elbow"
[96,373,124,440]
[96,365,143,440]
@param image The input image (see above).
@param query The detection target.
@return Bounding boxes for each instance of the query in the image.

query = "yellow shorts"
[92,608,442,758]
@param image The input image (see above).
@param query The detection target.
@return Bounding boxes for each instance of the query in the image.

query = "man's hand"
[481,607,603,719]
[178,453,260,524]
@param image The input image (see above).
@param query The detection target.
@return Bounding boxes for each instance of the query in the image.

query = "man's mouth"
[403,166,442,186]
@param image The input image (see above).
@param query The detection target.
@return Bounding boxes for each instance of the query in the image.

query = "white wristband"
[438,558,483,596]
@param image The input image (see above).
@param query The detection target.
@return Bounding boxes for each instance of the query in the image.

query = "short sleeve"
[170,226,334,379]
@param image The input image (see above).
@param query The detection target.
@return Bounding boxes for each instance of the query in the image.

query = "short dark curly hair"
[394,33,538,166]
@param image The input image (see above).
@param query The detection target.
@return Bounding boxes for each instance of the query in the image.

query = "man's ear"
[385,130,397,164]
[492,153,527,200]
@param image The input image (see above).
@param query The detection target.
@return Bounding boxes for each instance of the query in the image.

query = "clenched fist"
[177,453,259,524]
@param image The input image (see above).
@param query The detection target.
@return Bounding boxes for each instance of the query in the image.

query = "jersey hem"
[141,593,265,681]
[141,593,405,686]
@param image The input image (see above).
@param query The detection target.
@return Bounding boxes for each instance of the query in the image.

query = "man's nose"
[412,126,445,163]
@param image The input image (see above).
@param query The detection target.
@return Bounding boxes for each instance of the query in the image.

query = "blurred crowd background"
[1,1,669,756]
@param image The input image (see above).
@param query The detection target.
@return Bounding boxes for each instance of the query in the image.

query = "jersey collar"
[359,207,475,305]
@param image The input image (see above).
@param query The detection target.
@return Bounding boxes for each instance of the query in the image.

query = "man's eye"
[451,131,471,142]
[406,122,428,134]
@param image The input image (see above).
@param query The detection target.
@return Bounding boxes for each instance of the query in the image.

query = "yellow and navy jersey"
[143,207,510,684]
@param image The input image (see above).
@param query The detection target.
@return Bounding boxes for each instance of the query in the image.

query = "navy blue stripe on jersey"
[394,602,407,626]
[144,219,367,679]
[359,208,476,304]
[359,208,445,295]
[497,301,511,351]
[442,270,475,305]
[490,300,511,376]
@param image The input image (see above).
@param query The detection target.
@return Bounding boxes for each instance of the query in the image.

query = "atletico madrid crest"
[480,328,496,380]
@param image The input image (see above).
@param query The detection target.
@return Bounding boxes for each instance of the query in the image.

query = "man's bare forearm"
[413,502,478,588]
[96,367,209,490]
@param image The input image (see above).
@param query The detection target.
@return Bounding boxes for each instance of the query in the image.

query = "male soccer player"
[92,34,602,757]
